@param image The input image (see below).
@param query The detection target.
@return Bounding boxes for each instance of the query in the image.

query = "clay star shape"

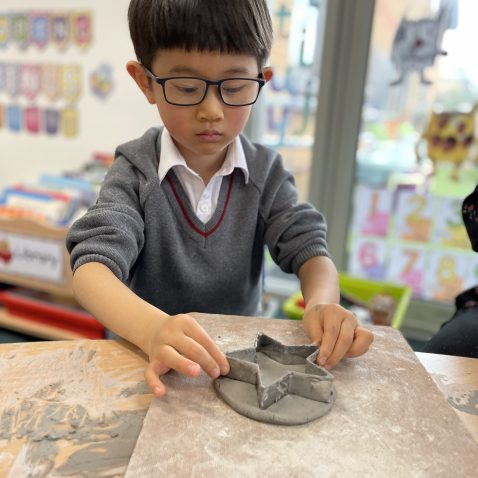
[223,333,335,409]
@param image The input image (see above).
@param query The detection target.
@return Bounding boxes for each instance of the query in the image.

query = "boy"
[66,0,373,398]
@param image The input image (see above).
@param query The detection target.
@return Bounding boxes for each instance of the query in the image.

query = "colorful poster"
[347,236,387,280]
[387,244,427,296]
[394,191,435,243]
[351,185,392,237]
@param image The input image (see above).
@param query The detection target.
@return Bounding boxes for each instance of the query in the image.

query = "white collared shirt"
[158,129,249,223]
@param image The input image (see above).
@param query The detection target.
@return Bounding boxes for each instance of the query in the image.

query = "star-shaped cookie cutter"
[214,333,336,425]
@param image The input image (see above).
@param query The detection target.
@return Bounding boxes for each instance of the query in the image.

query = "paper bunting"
[44,109,60,135]
[51,13,70,50]
[42,64,61,101]
[0,15,8,48]
[11,14,29,49]
[62,107,79,137]
[61,65,82,102]
[24,106,41,134]
[72,12,92,50]
[0,103,79,137]
[0,62,82,103]
[20,64,42,101]
[30,12,49,49]
[5,64,21,97]
[0,10,93,51]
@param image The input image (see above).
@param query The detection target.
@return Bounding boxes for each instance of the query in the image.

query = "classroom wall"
[0,0,160,190]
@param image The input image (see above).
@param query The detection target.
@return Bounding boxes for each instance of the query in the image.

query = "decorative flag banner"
[61,65,82,102]
[11,14,29,49]
[44,108,60,135]
[30,12,49,49]
[0,62,82,102]
[0,11,93,51]
[5,64,21,97]
[2,103,78,137]
[62,107,79,137]
[0,15,8,48]
[51,13,70,50]
[42,64,61,101]
[72,12,92,50]
[20,64,42,101]
[6,105,22,132]
[24,106,41,134]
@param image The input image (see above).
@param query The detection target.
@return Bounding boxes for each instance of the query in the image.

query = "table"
[0,313,477,477]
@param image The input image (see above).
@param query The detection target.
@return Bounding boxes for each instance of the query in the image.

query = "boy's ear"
[126,60,156,104]
[262,66,273,83]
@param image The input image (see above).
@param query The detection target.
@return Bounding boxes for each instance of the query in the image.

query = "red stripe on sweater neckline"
[166,173,234,238]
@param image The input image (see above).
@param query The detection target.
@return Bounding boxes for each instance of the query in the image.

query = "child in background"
[66,0,373,397]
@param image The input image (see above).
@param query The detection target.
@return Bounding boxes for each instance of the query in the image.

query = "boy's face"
[127,49,272,167]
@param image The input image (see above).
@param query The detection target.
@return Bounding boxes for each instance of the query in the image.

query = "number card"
[394,191,435,243]
[351,185,392,237]
[347,237,387,280]
[386,245,427,296]
[423,251,468,303]
[434,196,469,249]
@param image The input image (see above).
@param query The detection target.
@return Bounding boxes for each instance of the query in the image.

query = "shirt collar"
[158,129,249,184]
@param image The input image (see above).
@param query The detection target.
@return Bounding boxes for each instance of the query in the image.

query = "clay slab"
[214,333,335,425]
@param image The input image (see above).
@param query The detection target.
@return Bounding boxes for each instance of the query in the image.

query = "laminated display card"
[351,185,392,237]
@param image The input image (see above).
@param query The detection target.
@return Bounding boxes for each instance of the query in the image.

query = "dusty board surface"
[126,313,478,478]
[0,339,151,477]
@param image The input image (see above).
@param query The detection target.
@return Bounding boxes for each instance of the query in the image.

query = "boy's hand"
[143,313,230,397]
[302,303,373,370]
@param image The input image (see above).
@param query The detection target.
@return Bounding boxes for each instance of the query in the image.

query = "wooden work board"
[125,313,478,477]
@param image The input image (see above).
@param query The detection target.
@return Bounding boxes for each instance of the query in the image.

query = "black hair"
[128,0,273,69]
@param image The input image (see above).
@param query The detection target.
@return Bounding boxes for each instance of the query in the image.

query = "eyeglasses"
[142,66,265,106]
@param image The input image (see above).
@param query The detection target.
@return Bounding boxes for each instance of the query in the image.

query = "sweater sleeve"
[66,156,145,282]
[261,153,329,275]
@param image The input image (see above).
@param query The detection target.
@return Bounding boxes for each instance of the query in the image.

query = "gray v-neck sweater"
[66,127,329,316]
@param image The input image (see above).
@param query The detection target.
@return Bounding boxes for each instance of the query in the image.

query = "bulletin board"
[0,0,159,190]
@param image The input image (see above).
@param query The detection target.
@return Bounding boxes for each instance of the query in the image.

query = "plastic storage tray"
[282,273,412,329]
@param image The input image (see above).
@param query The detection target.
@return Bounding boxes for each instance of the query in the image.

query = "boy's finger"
[144,361,169,397]
[317,314,344,365]
[174,336,224,379]
[322,318,356,368]
[155,344,202,377]
[183,319,230,375]
[345,327,374,357]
